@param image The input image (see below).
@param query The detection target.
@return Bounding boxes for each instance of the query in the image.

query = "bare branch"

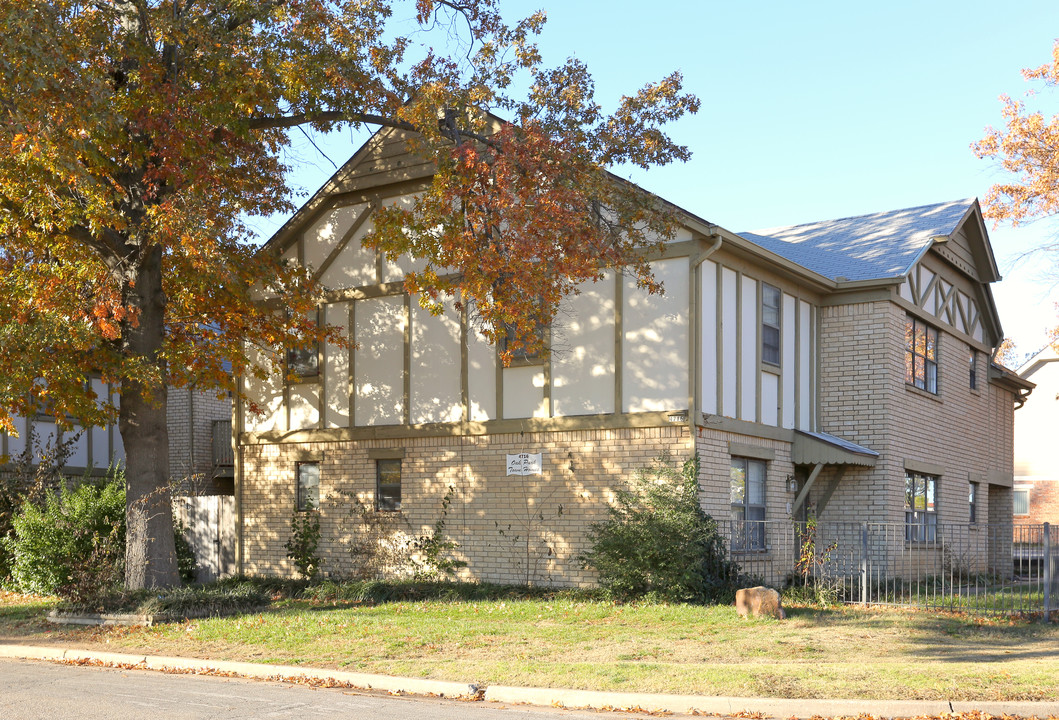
[248,110,408,131]
[246,110,497,147]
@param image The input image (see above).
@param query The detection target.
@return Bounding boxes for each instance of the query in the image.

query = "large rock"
[735,586,786,619]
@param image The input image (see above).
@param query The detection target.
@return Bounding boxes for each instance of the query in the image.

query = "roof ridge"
[743,198,975,236]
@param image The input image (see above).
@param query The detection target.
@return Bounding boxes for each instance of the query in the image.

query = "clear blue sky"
[257,1,1059,358]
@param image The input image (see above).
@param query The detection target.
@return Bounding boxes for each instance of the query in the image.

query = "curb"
[3,643,1059,718]
[485,685,1059,718]
[0,644,478,700]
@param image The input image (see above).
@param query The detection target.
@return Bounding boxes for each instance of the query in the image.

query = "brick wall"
[240,425,694,585]
[814,300,1016,528]
[1013,478,1059,526]
[168,387,233,495]
[816,301,894,522]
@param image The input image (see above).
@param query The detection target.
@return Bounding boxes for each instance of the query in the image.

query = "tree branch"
[65,224,130,279]
[247,110,411,131]
[246,110,498,148]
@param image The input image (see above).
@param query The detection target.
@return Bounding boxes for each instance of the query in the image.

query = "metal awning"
[792,430,878,467]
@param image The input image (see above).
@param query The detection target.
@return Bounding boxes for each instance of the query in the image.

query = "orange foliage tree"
[0,1,697,588]
[975,40,1059,226]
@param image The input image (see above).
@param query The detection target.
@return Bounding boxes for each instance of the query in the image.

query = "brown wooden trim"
[309,200,379,285]
[242,410,690,445]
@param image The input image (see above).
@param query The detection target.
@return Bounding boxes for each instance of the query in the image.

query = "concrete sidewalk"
[1,643,1057,719]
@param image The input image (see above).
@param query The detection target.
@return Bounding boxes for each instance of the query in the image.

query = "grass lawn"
[1,588,1057,701]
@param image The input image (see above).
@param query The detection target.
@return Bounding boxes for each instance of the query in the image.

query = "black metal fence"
[719,519,1058,617]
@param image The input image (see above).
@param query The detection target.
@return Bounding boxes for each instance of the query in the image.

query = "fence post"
[860,522,869,605]
[1045,522,1053,623]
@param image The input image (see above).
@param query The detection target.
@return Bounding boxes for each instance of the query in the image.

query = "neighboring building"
[1015,345,1059,528]
[1,383,233,494]
[168,387,235,496]
[235,126,1031,586]
[1,384,236,582]
[0,379,126,476]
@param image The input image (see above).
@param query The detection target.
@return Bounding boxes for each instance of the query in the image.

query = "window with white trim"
[731,457,766,551]
[761,284,781,366]
[1014,487,1030,517]
[905,471,937,542]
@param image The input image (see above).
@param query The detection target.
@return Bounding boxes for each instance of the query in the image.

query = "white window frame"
[730,457,767,551]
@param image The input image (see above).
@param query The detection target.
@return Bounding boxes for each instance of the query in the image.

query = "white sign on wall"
[506,452,543,476]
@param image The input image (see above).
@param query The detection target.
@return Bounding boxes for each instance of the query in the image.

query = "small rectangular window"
[761,284,781,366]
[287,309,320,379]
[731,457,766,551]
[905,471,937,542]
[968,481,978,523]
[376,458,402,511]
[287,344,319,378]
[1014,488,1030,516]
[499,321,545,364]
[969,349,978,390]
[296,461,320,511]
[905,316,938,394]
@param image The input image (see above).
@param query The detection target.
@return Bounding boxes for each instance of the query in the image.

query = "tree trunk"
[119,244,179,589]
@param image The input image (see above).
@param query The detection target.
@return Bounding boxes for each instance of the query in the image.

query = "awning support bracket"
[814,466,847,516]
[792,463,824,516]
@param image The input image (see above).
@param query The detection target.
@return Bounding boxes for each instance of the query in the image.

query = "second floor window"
[905,316,938,394]
[499,320,546,364]
[287,343,319,379]
[761,284,781,365]
[287,309,320,379]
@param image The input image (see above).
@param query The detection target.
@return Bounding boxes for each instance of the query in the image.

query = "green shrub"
[298,578,600,605]
[135,582,270,616]
[0,473,21,585]
[5,476,126,597]
[56,579,271,616]
[174,521,198,585]
[0,432,84,585]
[409,485,467,581]
[4,470,200,601]
[285,505,321,580]
[581,455,737,603]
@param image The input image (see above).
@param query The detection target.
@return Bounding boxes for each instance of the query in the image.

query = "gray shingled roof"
[739,199,975,282]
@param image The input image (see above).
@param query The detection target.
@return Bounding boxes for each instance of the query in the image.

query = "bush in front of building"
[285,503,321,581]
[0,432,84,586]
[581,455,737,603]
[3,469,199,603]
[4,474,126,597]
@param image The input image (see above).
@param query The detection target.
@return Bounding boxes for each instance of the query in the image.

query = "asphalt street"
[0,658,635,720]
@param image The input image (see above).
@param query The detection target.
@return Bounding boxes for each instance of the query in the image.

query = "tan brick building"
[236,127,1031,585]
[167,387,235,496]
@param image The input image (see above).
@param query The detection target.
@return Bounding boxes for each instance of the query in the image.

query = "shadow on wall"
[247,432,695,586]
